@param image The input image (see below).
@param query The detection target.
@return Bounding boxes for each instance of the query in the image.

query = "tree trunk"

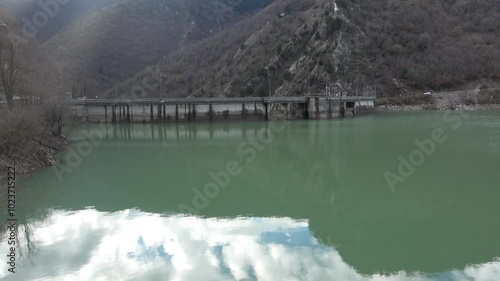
[6,96,13,110]
[0,40,22,111]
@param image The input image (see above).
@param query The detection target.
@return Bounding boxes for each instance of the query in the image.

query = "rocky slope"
[107,0,364,98]
[109,0,500,99]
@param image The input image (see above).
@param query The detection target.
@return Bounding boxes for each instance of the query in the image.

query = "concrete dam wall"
[70,97,376,123]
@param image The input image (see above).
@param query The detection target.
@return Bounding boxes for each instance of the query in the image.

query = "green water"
[2,111,500,280]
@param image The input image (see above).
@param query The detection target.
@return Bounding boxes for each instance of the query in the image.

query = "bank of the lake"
[0,134,68,179]
[376,87,500,111]
[0,106,69,179]
[377,103,500,111]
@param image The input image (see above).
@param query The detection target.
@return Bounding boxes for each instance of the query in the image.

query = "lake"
[2,111,500,280]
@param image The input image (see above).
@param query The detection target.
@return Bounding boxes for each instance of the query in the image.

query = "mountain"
[0,6,64,103]
[108,0,367,98]
[42,0,274,97]
[109,0,500,98]
[0,0,121,42]
[349,0,500,95]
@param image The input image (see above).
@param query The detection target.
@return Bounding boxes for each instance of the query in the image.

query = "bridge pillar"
[209,104,214,122]
[192,104,196,120]
[242,103,247,119]
[315,98,320,119]
[104,105,108,123]
[175,104,179,122]
[328,98,332,118]
[163,105,166,122]
[303,103,309,119]
[150,105,154,121]
[157,105,162,120]
[112,105,117,123]
[126,105,130,122]
[265,103,269,121]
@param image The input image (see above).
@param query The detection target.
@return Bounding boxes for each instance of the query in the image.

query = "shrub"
[417,32,432,50]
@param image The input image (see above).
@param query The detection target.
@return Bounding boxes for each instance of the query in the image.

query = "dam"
[69,96,376,123]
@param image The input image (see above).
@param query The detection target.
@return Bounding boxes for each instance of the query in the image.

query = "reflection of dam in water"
[67,122,299,143]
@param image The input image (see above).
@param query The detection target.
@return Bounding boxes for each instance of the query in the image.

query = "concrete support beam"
[112,105,117,123]
[328,99,332,118]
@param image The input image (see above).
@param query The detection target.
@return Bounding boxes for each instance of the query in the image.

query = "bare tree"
[26,62,60,105]
[0,39,27,110]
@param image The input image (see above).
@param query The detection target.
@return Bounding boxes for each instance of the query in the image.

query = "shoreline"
[376,103,500,111]
[0,134,68,180]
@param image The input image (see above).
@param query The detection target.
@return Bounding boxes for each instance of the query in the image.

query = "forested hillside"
[5,0,496,98]
[0,7,61,103]
[349,0,500,95]
[42,0,274,97]
[109,0,500,98]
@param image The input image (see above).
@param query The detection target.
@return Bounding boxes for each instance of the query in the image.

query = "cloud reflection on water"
[0,209,498,281]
